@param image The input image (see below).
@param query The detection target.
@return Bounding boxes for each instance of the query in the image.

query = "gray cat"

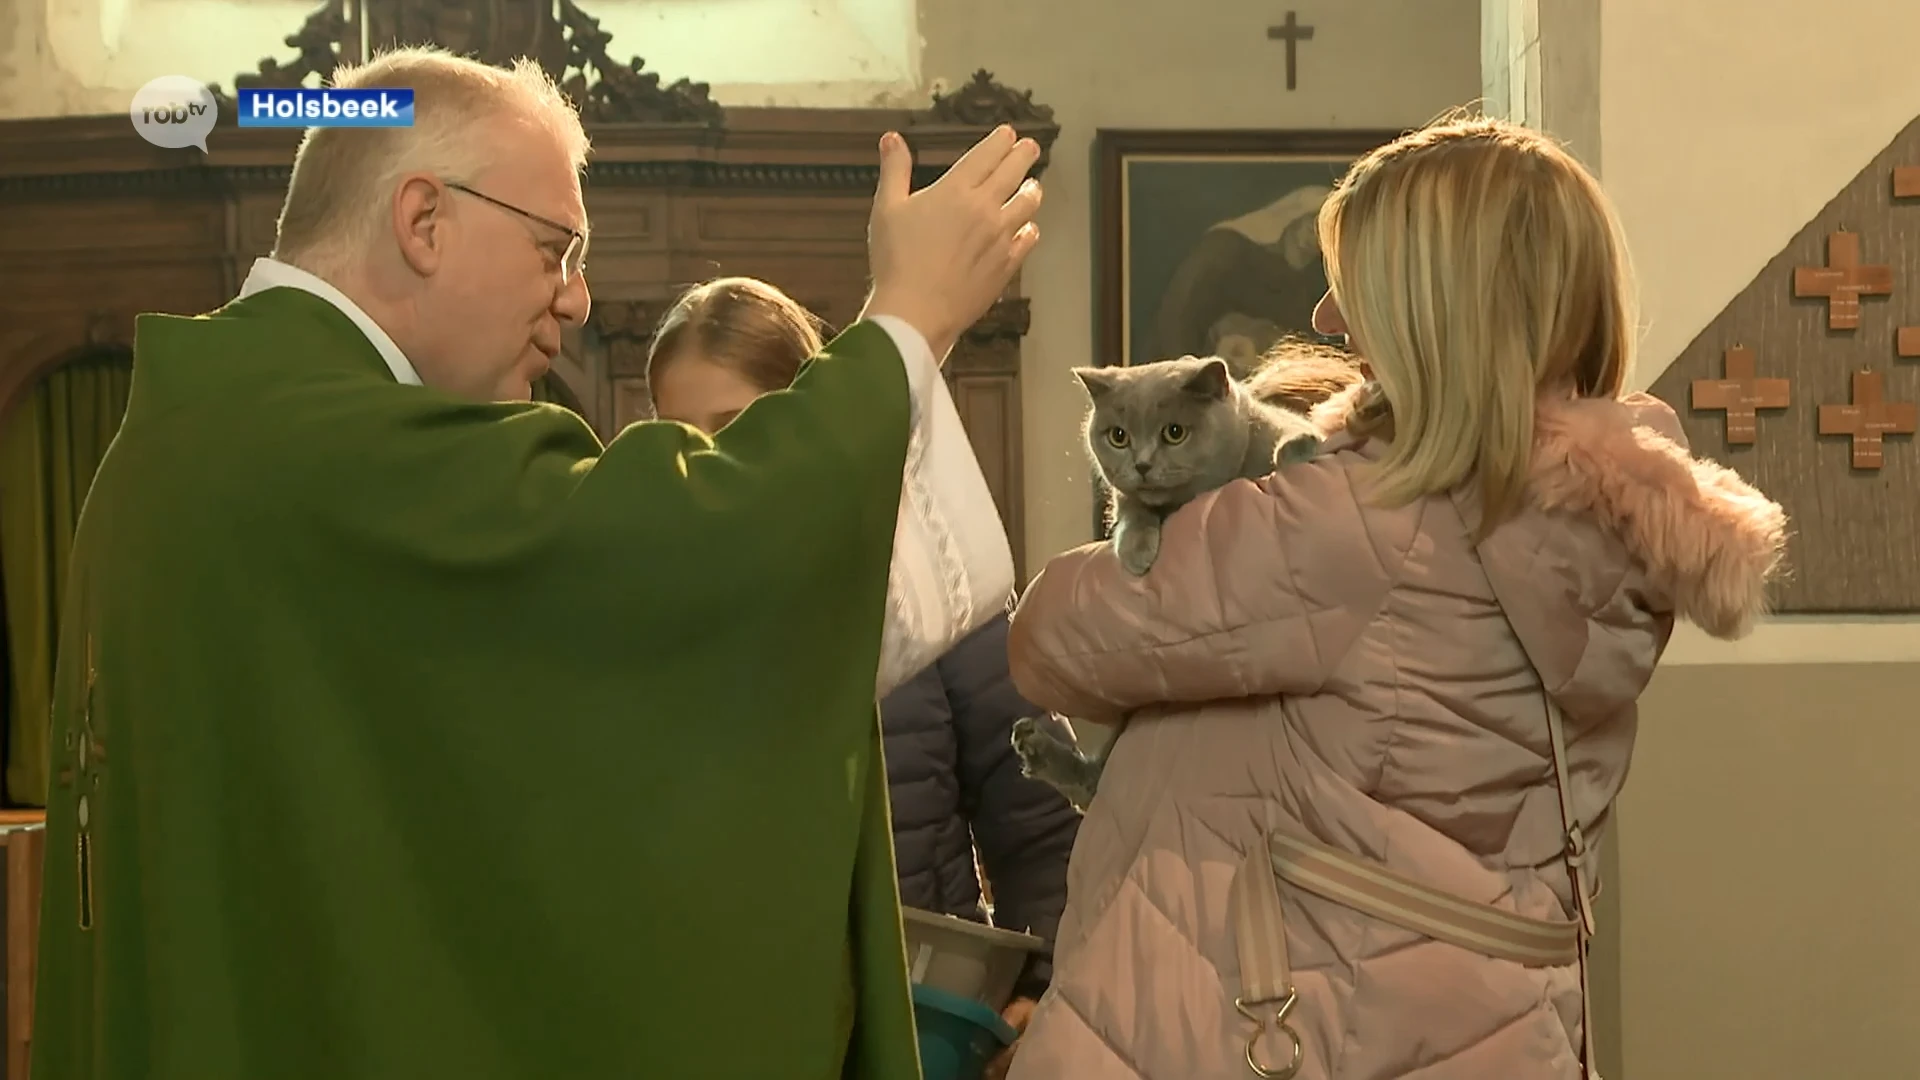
[1081,354,1322,576]
[1011,354,1325,810]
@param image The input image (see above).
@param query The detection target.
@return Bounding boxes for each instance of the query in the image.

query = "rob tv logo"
[129,76,219,152]
[128,77,415,151]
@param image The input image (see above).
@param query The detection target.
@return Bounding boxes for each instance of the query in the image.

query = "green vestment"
[31,287,924,1080]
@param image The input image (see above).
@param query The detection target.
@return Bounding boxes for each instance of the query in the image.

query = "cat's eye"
[1104,427,1130,449]
[1161,423,1189,445]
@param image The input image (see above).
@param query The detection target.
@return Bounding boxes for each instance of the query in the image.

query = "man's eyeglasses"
[445,181,589,285]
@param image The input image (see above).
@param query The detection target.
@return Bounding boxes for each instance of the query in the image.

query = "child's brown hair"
[647,277,826,393]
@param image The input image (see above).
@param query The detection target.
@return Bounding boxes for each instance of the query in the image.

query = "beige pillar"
[1480,0,1540,129]
[1481,4,1620,1075]
[1483,0,1600,168]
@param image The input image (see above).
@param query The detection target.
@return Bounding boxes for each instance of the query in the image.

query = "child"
[648,278,1080,1066]
[1003,115,1786,1080]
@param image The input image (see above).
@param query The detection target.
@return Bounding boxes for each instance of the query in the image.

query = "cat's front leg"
[1012,715,1106,811]
[1110,500,1163,576]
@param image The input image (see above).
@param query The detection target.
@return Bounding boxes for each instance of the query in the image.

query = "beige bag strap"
[1229,688,1601,1078]
[1543,691,1602,1079]
[1228,835,1304,1079]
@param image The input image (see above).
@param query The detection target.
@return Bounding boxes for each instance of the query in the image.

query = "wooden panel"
[0,257,228,307]
[693,201,868,246]
[234,194,285,258]
[4,826,43,1080]
[578,191,662,245]
[0,197,228,255]
[612,377,654,429]
[1649,112,1920,612]
[950,373,1025,582]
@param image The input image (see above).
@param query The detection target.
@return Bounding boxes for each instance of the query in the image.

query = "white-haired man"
[32,48,1041,1080]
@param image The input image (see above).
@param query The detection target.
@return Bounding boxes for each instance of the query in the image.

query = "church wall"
[1602,1,1920,397]
[1577,3,1920,1077]
[920,0,1484,563]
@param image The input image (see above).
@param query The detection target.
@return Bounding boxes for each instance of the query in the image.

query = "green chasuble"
[31,287,924,1080]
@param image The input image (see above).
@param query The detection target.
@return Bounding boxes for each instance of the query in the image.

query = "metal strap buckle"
[1235,990,1303,1078]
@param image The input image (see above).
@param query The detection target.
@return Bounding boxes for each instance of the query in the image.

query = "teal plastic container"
[911,982,1019,1080]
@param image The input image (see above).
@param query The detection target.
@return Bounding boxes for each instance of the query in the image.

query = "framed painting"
[1094,128,1403,371]
[1087,128,1400,536]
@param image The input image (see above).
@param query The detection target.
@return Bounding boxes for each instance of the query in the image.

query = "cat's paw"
[1010,716,1059,774]
[1114,525,1161,576]
[1012,717,1099,810]
[1277,433,1322,466]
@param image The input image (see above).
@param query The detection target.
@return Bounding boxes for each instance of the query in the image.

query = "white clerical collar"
[237,257,423,386]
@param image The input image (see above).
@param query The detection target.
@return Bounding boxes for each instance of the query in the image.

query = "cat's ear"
[1072,367,1118,400]
[1181,357,1232,400]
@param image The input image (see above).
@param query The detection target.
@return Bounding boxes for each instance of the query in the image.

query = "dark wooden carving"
[908,70,1055,174]
[589,300,667,380]
[208,0,722,126]
[1648,112,1920,612]
[554,2,722,124]
[231,1,348,93]
[918,69,1055,128]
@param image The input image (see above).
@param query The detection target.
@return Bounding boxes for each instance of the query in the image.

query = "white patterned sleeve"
[862,315,1017,699]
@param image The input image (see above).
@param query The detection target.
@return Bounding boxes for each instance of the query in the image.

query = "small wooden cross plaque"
[1691,346,1789,444]
[1818,370,1917,469]
[1794,231,1893,330]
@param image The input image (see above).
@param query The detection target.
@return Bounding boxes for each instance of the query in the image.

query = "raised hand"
[862,125,1044,360]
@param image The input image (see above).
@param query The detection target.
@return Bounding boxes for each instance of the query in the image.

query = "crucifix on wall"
[1267,11,1315,91]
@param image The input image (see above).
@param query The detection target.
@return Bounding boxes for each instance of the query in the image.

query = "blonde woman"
[1003,116,1787,1080]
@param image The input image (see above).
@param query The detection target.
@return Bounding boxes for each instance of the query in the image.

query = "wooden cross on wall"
[1267,11,1315,91]
[1819,370,1917,469]
[1691,346,1789,444]
[1793,231,1892,330]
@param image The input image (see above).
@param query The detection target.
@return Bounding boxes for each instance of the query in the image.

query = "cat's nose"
[1134,462,1152,477]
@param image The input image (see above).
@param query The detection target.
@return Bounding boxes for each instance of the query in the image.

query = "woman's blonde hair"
[1317,112,1636,533]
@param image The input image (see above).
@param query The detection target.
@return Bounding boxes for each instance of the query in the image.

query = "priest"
[31,47,1041,1080]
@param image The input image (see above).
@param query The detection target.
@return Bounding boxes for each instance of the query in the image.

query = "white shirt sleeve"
[862,315,1018,699]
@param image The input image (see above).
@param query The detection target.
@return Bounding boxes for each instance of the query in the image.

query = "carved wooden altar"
[0,0,1055,579]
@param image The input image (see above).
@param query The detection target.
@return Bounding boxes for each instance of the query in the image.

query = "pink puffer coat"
[1003,387,1784,1080]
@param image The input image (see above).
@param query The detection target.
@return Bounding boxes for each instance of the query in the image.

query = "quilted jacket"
[1002,386,1785,1079]
[880,614,1080,997]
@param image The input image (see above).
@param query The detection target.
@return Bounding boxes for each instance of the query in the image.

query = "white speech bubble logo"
[130,76,218,152]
